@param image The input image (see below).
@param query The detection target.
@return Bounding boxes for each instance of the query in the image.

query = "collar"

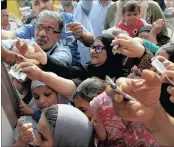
[46,42,58,55]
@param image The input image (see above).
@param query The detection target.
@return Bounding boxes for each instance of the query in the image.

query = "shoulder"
[148,1,161,9]
[108,1,117,11]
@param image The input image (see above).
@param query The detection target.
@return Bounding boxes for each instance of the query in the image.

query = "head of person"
[60,0,73,8]
[1,9,9,27]
[112,0,148,27]
[155,42,174,63]
[136,25,152,40]
[73,77,105,120]
[89,33,123,79]
[35,10,63,51]
[34,104,93,147]
[31,80,58,109]
[122,1,141,26]
[90,33,120,67]
[31,0,54,16]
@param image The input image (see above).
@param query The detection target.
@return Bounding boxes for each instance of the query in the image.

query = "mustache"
[36,37,47,43]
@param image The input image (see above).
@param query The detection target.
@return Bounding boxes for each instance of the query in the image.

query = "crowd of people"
[1,0,174,146]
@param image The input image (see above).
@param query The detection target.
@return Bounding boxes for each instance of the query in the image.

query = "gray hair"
[73,77,105,102]
[41,105,58,134]
[38,10,64,32]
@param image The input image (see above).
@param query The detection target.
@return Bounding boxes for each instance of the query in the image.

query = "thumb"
[32,42,42,52]
[141,69,161,87]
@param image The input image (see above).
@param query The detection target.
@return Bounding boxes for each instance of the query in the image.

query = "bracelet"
[143,40,160,53]
[136,49,154,71]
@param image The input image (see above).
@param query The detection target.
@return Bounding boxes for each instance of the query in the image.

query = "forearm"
[12,139,28,147]
[148,32,158,45]
[79,32,94,47]
[39,71,76,97]
[1,30,17,40]
[144,106,174,146]
[1,46,17,65]
[42,55,87,79]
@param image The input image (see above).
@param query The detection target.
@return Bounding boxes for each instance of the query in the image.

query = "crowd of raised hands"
[2,32,174,147]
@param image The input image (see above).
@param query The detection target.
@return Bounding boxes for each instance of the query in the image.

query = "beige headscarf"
[111,0,150,27]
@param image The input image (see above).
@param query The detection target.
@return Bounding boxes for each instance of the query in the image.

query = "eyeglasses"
[90,44,105,53]
[36,24,60,34]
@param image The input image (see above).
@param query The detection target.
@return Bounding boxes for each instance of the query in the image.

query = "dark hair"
[157,42,174,63]
[73,77,105,102]
[136,25,152,37]
[42,105,58,134]
[122,1,140,14]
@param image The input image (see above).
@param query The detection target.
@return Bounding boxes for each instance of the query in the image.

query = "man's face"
[1,9,9,26]
[31,0,54,16]
[35,16,61,51]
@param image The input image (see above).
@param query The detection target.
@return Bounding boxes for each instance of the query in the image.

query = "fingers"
[167,86,174,97]
[19,123,32,131]
[105,85,124,103]
[153,55,166,61]
[17,62,34,69]
[141,70,161,86]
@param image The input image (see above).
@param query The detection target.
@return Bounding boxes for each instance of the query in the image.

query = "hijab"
[136,25,152,36]
[31,80,71,106]
[88,33,124,80]
[53,104,93,147]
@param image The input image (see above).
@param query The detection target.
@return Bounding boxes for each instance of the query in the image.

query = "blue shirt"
[60,0,93,64]
[89,0,112,38]
[14,13,81,65]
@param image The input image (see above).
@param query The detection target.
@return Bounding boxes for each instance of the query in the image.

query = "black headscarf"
[88,34,124,80]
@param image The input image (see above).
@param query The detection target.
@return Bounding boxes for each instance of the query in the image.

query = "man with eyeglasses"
[2,0,94,65]
[2,10,72,65]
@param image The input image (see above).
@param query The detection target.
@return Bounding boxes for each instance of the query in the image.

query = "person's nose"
[40,1,46,10]
[90,48,96,53]
[39,28,47,36]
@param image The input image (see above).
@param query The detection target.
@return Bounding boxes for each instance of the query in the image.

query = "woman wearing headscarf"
[13,81,71,147]
[15,104,94,147]
[18,34,125,96]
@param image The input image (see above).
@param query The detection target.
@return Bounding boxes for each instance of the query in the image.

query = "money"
[18,116,27,124]
[151,58,174,86]
[8,65,27,82]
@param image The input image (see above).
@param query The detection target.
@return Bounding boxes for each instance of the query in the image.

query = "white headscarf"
[111,0,150,27]
[53,104,93,147]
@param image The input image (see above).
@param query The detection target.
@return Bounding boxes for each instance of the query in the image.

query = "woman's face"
[90,40,107,67]
[34,116,53,147]
[32,85,58,109]
[74,96,93,120]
